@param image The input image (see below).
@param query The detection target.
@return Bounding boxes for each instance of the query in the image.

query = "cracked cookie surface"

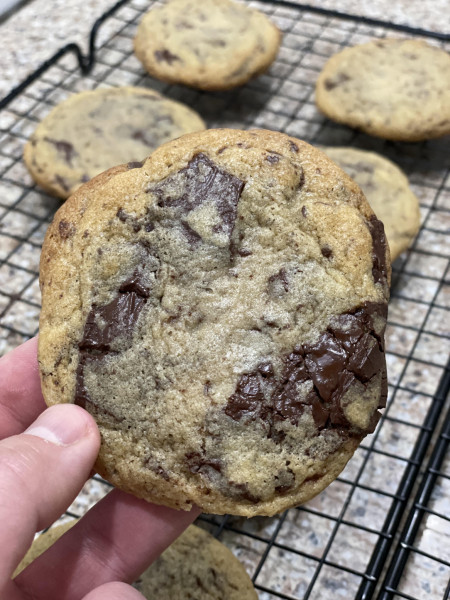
[134,0,281,90]
[39,129,390,516]
[316,39,450,141]
[323,147,421,260]
[24,86,205,198]
[134,525,257,599]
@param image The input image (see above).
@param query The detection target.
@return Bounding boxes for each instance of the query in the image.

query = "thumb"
[0,404,100,581]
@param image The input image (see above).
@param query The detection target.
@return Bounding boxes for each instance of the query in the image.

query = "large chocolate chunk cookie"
[24,86,205,198]
[134,0,281,90]
[39,129,390,517]
[315,39,450,141]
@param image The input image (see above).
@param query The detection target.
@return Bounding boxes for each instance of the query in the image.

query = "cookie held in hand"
[39,129,390,517]
[24,86,205,198]
[315,39,450,141]
[134,0,281,90]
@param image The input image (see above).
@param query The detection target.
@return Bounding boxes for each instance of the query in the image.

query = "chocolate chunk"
[266,153,280,164]
[145,457,170,481]
[44,137,76,165]
[289,140,299,153]
[186,452,223,475]
[224,302,387,436]
[324,72,351,90]
[151,153,245,239]
[268,268,289,294]
[75,272,151,409]
[132,130,155,147]
[225,373,265,422]
[54,174,70,193]
[127,160,145,170]
[228,481,260,503]
[58,220,76,239]
[80,291,147,352]
[237,247,252,257]
[367,215,389,286]
[321,245,333,259]
[302,206,307,218]
[154,49,180,64]
[180,221,202,246]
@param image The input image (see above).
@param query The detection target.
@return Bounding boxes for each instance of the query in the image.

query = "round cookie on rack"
[23,86,206,199]
[134,525,257,599]
[315,39,450,141]
[38,128,390,517]
[322,146,421,260]
[133,0,281,90]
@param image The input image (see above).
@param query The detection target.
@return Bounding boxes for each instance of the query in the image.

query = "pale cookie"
[316,39,450,141]
[134,0,281,90]
[39,129,390,517]
[24,86,205,198]
[134,525,257,599]
[14,520,75,577]
[323,147,421,260]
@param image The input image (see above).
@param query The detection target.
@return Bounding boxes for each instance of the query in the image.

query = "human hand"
[0,337,200,600]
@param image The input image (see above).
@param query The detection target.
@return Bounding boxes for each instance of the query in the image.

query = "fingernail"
[25,405,90,446]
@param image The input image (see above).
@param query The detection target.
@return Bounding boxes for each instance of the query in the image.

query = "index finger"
[0,337,46,439]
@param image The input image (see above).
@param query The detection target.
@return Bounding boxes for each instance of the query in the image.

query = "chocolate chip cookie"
[135,525,257,599]
[315,39,450,141]
[134,0,281,90]
[24,86,205,198]
[323,147,421,260]
[39,128,390,517]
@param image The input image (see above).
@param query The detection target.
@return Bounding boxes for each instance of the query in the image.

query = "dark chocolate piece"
[127,160,145,170]
[224,302,387,436]
[321,245,333,259]
[58,220,76,240]
[75,272,150,406]
[132,130,156,147]
[367,215,389,286]
[324,72,351,90]
[44,137,76,165]
[268,268,289,294]
[54,174,70,193]
[154,49,180,64]
[151,153,245,240]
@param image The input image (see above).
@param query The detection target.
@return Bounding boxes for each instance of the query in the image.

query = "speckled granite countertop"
[1,1,449,598]
[1,0,449,99]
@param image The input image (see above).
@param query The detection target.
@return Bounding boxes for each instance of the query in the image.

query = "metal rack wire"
[0,1,449,598]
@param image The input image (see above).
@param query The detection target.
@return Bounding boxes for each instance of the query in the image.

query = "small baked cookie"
[323,147,420,260]
[38,128,390,517]
[134,525,257,599]
[134,0,281,90]
[315,39,450,141]
[14,520,75,577]
[24,86,205,198]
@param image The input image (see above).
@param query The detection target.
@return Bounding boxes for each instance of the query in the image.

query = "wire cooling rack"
[1,1,449,598]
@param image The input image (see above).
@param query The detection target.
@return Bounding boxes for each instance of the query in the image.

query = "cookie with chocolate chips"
[134,525,257,599]
[315,39,450,141]
[39,128,390,517]
[133,0,281,90]
[323,147,421,260]
[24,86,205,199]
